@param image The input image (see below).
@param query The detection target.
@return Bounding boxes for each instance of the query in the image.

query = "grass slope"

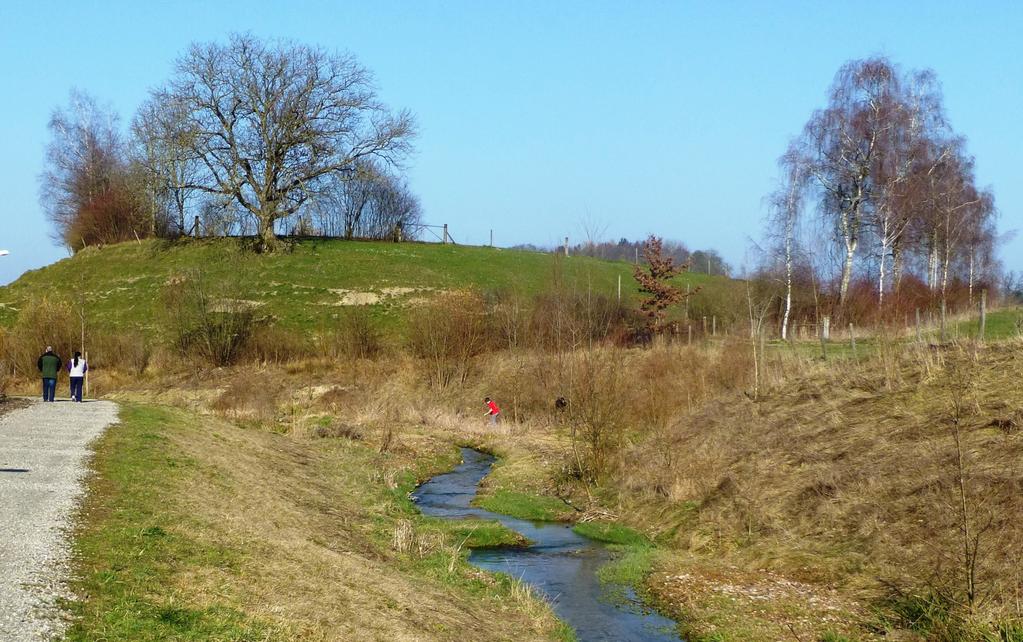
[69,402,574,641]
[0,238,724,331]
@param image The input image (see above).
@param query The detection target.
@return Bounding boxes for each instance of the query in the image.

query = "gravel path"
[0,399,119,641]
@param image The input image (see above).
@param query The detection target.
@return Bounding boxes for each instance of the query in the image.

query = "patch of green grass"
[596,545,657,587]
[572,521,650,547]
[474,489,570,521]
[449,519,530,548]
[66,404,280,641]
[957,307,1022,341]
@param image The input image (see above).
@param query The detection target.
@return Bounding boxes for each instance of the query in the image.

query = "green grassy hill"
[0,238,727,332]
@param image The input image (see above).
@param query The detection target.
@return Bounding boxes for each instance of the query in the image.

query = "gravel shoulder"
[0,399,118,641]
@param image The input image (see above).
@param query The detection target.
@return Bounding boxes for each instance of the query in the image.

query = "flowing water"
[411,447,683,642]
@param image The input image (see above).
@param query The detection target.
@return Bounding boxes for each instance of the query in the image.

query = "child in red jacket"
[484,397,500,425]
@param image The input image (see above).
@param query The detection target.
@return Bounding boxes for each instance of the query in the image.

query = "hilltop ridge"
[0,238,727,332]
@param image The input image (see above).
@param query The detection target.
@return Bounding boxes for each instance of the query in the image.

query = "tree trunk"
[968,249,975,306]
[781,237,793,341]
[878,236,887,307]
[840,238,856,306]
[927,232,939,291]
[256,215,279,253]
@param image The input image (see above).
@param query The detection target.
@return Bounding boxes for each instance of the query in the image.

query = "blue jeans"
[42,378,56,402]
[70,377,84,402]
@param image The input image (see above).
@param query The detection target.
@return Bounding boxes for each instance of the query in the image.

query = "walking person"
[37,346,62,402]
[484,397,501,425]
[67,351,87,402]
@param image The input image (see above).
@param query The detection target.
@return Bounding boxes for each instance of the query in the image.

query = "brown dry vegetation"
[5,286,1022,639]
[79,400,572,641]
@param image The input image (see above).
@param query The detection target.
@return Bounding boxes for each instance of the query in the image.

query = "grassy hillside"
[0,238,726,332]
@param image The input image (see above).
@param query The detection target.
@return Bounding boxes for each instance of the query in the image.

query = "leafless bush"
[211,372,285,424]
[406,292,493,387]
[8,297,78,377]
[88,330,153,375]
[159,269,255,367]
[0,329,14,396]
[525,288,627,351]
[563,347,628,480]
[313,422,363,440]
[245,324,310,364]
[327,307,383,360]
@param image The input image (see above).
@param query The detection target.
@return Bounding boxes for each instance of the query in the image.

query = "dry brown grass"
[12,309,1017,638]
[139,404,568,641]
[617,339,1023,635]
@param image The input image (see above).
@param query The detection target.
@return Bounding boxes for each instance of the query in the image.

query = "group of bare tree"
[512,238,731,277]
[42,34,419,252]
[767,57,1000,337]
[574,238,731,276]
[41,91,153,249]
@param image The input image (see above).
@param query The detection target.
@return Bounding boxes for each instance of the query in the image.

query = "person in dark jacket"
[37,346,62,402]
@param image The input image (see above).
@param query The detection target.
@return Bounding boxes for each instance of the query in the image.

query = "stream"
[411,447,683,642]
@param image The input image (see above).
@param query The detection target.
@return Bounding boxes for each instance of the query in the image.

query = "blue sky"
[1,1,1020,284]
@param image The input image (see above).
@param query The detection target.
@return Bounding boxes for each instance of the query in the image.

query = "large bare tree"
[152,34,415,252]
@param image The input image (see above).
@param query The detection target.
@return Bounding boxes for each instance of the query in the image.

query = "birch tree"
[770,151,806,340]
[795,58,899,306]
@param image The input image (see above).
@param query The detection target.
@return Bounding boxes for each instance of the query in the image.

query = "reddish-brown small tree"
[633,235,697,334]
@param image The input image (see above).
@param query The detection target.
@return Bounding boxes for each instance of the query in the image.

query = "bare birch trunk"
[840,240,855,306]
[968,249,975,306]
[927,232,939,291]
[878,236,887,307]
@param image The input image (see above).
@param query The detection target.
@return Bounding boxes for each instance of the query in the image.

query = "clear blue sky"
[1,1,1020,284]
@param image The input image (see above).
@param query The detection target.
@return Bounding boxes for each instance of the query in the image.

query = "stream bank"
[412,447,683,642]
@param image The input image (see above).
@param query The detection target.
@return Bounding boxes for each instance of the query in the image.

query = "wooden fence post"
[443,224,449,244]
[702,316,707,335]
[564,237,569,257]
[712,316,717,337]
[194,215,200,238]
[687,325,692,345]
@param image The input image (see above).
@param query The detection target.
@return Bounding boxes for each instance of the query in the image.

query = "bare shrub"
[526,288,627,351]
[327,307,383,360]
[313,421,363,440]
[406,292,493,387]
[488,288,529,350]
[159,269,255,367]
[564,347,628,481]
[0,329,14,396]
[8,297,78,377]
[245,324,310,364]
[88,330,153,375]
[211,372,285,424]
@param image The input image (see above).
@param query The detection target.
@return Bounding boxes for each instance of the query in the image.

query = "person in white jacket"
[67,351,87,402]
